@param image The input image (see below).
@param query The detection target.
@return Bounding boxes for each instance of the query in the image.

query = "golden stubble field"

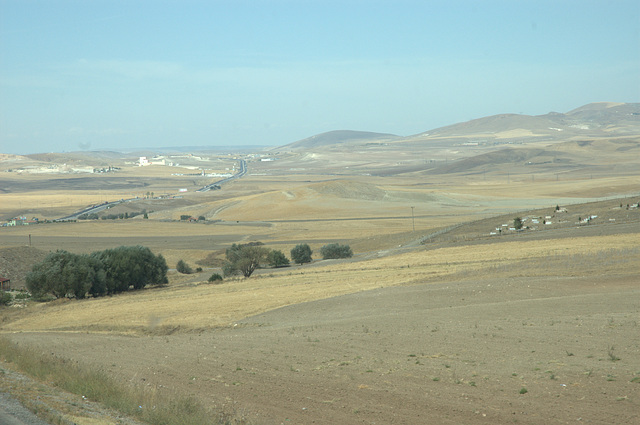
[1,143,640,425]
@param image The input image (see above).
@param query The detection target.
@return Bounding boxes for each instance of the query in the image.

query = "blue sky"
[1,0,638,154]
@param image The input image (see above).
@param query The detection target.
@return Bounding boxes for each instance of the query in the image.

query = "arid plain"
[1,103,639,424]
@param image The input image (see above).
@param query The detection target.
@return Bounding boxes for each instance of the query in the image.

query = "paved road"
[57,159,248,220]
[197,159,246,192]
[0,393,50,425]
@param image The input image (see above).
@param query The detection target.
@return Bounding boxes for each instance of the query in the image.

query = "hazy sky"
[1,1,638,154]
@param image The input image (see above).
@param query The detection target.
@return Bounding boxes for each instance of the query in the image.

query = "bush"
[0,291,11,306]
[320,243,353,259]
[291,244,312,264]
[176,260,193,274]
[208,273,223,283]
[267,250,290,268]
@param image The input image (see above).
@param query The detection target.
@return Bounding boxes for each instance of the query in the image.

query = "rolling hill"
[274,103,639,153]
[276,130,400,150]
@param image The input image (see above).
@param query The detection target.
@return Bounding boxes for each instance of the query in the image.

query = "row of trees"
[26,246,168,300]
[223,242,352,278]
[78,210,149,220]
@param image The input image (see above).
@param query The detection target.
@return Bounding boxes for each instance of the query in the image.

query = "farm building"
[0,277,10,291]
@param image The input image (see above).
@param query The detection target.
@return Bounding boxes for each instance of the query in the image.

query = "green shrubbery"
[291,243,313,264]
[0,291,11,306]
[176,259,194,274]
[78,210,148,220]
[267,249,290,267]
[222,243,297,277]
[208,273,223,283]
[320,243,353,259]
[26,246,168,300]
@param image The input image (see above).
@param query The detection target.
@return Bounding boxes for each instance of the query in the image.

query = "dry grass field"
[1,116,640,424]
[1,225,638,425]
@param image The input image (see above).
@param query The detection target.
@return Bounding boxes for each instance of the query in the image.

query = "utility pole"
[411,206,415,232]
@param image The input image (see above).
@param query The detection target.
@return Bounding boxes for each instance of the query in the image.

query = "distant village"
[488,202,639,236]
[1,216,41,227]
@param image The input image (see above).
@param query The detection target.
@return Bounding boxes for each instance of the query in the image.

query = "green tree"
[224,243,270,277]
[26,251,104,299]
[291,244,312,264]
[92,246,167,294]
[86,255,107,297]
[513,217,523,230]
[27,250,74,298]
[320,243,353,260]
[267,249,290,268]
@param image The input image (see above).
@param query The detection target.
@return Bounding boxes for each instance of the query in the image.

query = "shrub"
[267,250,290,267]
[176,260,193,274]
[0,291,11,306]
[320,243,353,259]
[208,273,223,283]
[291,244,312,264]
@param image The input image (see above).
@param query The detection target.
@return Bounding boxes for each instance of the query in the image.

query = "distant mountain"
[273,103,639,152]
[565,102,640,126]
[412,102,640,141]
[277,130,399,150]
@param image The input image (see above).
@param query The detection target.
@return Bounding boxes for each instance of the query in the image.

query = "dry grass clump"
[0,337,251,425]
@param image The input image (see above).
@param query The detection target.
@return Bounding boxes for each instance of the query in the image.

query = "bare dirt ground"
[5,271,639,425]
[2,221,639,425]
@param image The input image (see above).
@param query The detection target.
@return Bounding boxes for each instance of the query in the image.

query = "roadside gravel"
[0,392,50,425]
[0,362,146,425]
